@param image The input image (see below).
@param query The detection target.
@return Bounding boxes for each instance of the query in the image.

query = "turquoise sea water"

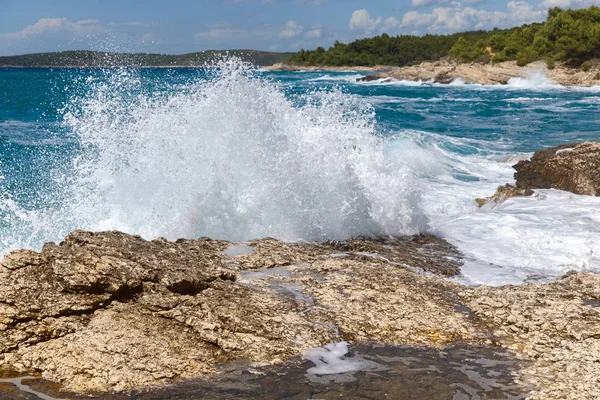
[1,63,599,285]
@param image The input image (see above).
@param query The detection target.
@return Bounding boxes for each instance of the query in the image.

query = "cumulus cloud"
[279,20,303,39]
[305,26,322,39]
[401,1,547,34]
[383,16,401,32]
[349,9,382,34]
[0,18,102,41]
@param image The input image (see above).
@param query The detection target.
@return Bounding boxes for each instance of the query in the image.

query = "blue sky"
[1,0,599,55]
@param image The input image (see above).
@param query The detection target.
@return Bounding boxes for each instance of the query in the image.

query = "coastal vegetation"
[287,6,600,68]
[0,50,293,67]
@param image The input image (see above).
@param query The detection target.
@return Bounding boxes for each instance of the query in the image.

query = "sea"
[0,60,599,286]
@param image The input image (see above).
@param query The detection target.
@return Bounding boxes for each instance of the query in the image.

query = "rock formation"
[514,142,600,196]
[0,230,599,399]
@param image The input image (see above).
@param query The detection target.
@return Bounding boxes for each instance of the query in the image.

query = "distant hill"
[0,50,295,67]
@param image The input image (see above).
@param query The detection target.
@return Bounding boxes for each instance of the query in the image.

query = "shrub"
[546,56,556,69]
[581,60,592,71]
[492,53,509,64]
[516,46,539,66]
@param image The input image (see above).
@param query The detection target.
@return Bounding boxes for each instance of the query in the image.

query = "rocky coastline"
[267,59,600,87]
[0,229,598,398]
[0,144,598,399]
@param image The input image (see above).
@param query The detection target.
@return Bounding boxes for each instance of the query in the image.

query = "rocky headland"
[267,59,600,87]
[0,225,598,399]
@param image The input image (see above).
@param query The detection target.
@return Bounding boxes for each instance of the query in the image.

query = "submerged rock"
[356,74,383,82]
[475,184,534,207]
[513,142,600,196]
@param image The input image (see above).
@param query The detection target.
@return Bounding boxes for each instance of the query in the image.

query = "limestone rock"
[0,230,464,393]
[0,229,599,400]
[513,142,600,196]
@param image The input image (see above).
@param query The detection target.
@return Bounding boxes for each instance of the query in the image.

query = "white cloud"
[1,18,103,41]
[279,20,303,39]
[401,1,546,34]
[412,0,450,8]
[305,26,322,39]
[383,16,401,32]
[349,9,382,34]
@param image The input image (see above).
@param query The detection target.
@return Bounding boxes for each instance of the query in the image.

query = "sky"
[1,0,599,56]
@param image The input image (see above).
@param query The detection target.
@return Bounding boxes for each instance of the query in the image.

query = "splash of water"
[0,60,426,253]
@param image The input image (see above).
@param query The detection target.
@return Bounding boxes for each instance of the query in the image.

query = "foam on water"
[506,71,563,90]
[445,190,600,286]
[304,342,384,379]
[387,129,600,285]
[307,74,364,83]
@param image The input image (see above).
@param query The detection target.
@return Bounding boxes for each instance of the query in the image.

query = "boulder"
[513,142,600,196]
[434,73,456,84]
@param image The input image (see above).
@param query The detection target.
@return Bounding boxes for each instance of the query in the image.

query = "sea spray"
[2,65,598,285]
[0,60,426,253]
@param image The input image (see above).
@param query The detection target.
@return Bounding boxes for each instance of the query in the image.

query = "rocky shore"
[0,227,598,399]
[267,59,600,86]
[478,142,600,206]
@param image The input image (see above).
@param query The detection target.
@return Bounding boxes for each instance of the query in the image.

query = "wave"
[1,62,598,286]
[307,74,364,83]
[0,59,427,253]
[332,69,600,92]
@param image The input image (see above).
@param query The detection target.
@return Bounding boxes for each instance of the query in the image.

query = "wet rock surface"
[475,184,534,207]
[461,272,600,400]
[21,343,530,399]
[514,142,600,196]
[0,230,598,399]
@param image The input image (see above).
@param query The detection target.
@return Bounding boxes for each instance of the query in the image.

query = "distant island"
[286,6,600,71]
[0,50,294,68]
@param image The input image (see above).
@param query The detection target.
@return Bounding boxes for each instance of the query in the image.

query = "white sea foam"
[445,190,600,286]
[387,130,600,286]
[304,342,383,378]
[507,71,563,90]
[307,74,364,83]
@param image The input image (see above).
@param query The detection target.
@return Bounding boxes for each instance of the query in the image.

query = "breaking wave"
[0,60,426,252]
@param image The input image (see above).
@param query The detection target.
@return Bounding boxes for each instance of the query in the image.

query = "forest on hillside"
[0,50,293,67]
[287,6,600,69]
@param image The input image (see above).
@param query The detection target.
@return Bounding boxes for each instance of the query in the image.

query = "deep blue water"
[1,66,599,285]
